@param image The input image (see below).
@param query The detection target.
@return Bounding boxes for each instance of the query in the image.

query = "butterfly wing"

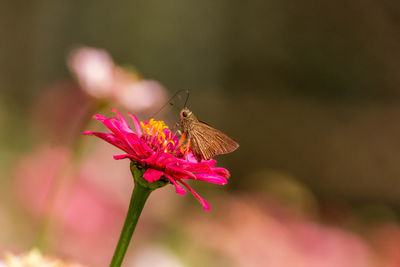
[188,121,239,162]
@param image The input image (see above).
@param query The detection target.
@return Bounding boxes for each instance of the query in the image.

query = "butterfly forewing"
[189,121,239,161]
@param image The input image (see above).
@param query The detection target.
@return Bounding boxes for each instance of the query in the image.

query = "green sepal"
[130,162,168,191]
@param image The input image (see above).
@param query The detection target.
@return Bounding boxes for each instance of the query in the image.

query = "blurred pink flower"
[116,80,166,112]
[188,197,373,267]
[13,146,126,265]
[83,109,230,210]
[68,47,115,99]
[68,46,166,113]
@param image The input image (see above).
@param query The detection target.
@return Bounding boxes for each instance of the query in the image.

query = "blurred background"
[1,1,400,266]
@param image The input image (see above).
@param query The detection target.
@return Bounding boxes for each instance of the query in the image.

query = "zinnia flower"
[83,109,230,210]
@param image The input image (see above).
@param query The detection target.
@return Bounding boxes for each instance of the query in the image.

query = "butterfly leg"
[178,132,186,146]
[178,133,190,161]
[185,139,191,161]
[171,121,181,133]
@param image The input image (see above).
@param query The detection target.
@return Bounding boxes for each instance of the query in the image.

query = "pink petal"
[97,117,125,139]
[193,173,227,185]
[108,118,134,141]
[142,152,174,167]
[185,162,212,172]
[212,167,230,178]
[179,180,210,211]
[166,164,197,179]
[141,153,160,166]
[129,134,152,154]
[113,154,140,161]
[82,131,94,135]
[92,114,108,122]
[110,119,135,140]
[143,168,164,182]
[184,153,198,163]
[164,174,186,195]
[111,108,133,133]
[126,139,147,156]
[128,113,142,137]
[83,132,130,152]
[155,152,176,164]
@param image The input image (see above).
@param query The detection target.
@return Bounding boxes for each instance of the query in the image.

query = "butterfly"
[179,107,239,162]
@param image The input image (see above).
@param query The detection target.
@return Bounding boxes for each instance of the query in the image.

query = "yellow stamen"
[140,118,175,150]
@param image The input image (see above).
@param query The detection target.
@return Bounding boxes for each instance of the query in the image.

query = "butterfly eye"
[182,111,188,117]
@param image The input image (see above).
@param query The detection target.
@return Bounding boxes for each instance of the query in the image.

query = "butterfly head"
[180,107,194,119]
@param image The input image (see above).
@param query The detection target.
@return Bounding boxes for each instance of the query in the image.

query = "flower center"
[140,119,178,153]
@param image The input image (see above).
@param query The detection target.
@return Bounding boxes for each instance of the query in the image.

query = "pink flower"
[13,146,128,265]
[83,109,230,210]
[68,47,115,99]
[188,197,373,267]
[68,46,167,113]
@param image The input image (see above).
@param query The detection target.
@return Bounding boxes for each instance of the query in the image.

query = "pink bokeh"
[68,46,167,114]
[188,196,400,267]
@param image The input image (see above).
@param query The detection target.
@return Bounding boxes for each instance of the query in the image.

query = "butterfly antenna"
[183,89,190,108]
[150,89,188,118]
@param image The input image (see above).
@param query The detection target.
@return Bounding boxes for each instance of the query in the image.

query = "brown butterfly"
[179,107,239,162]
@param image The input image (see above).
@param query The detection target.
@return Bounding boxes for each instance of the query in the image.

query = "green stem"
[110,164,167,267]
[109,180,151,267]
